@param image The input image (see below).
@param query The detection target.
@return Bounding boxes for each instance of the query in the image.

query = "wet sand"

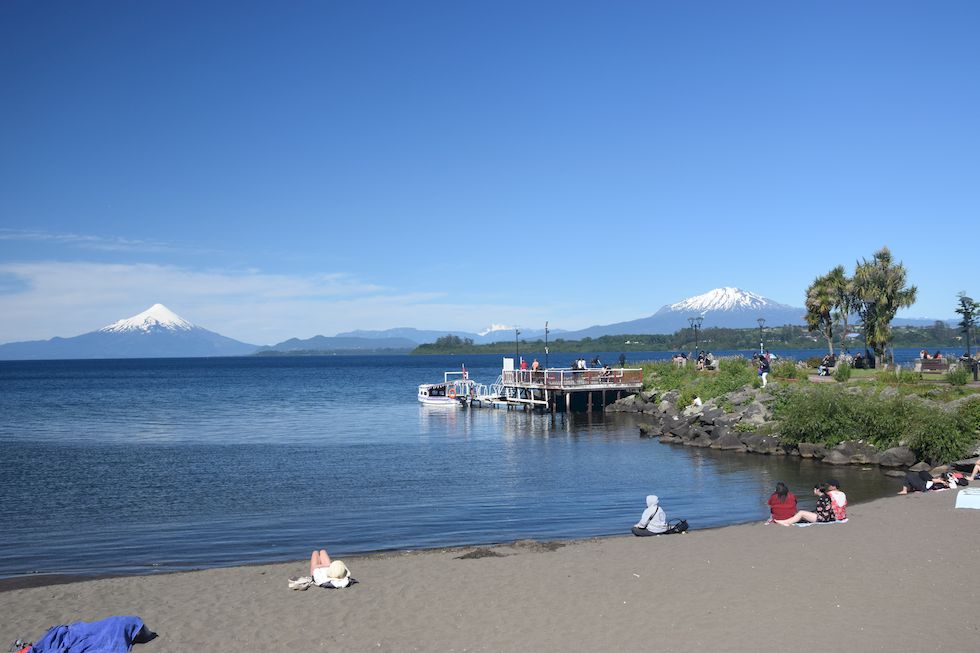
[2,490,978,652]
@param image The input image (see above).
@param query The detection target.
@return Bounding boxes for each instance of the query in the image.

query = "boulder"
[832,441,881,464]
[744,434,782,455]
[740,401,768,425]
[708,425,729,442]
[878,446,915,468]
[797,443,827,459]
[727,389,754,406]
[909,461,931,472]
[821,450,851,465]
[640,390,658,403]
[668,424,690,440]
[712,431,748,451]
[700,407,724,424]
[689,433,713,448]
[638,424,659,438]
[883,469,907,477]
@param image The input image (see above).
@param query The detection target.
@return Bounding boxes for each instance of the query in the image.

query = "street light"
[688,316,703,352]
[515,327,520,363]
[544,321,550,370]
[757,317,766,354]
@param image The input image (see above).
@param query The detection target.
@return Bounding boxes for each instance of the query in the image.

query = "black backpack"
[665,518,689,534]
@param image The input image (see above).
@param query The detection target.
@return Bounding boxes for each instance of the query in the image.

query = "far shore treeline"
[411,323,969,356]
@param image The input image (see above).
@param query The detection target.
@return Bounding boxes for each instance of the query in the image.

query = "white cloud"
[0,261,566,345]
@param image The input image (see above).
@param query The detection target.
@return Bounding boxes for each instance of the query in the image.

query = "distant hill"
[257,335,416,354]
[0,304,258,360]
[337,325,558,345]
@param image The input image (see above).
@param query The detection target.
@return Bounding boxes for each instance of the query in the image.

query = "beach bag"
[665,519,689,534]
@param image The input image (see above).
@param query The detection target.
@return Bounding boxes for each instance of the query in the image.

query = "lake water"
[0,350,911,580]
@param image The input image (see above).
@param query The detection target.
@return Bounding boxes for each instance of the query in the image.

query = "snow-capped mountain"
[0,304,258,360]
[665,287,795,314]
[99,303,194,333]
[560,288,806,338]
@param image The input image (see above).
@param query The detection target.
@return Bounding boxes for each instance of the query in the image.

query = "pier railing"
[502,368,643,388]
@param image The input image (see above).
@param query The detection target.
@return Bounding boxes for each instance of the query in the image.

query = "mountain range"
[0,289,949,360]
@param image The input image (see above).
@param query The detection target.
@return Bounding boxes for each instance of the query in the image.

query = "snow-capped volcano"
[100,304,195,334]
[666,287,794,314]
[0,304,257,360]
[559,288,806,338]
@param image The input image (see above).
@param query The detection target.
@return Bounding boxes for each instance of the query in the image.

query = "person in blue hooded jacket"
[631,495,668,536]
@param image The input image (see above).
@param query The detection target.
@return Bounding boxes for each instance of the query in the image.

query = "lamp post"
[757,317,766,355]
[689,316,703,352]
[515,327,520,364]
[544,321,550,370]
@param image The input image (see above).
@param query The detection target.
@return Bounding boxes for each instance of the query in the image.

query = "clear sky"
[1,1,977,345]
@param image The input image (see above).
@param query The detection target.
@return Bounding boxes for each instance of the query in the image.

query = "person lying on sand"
[774,484,836,526]
[898,470,950,495]
[310,549,352,588]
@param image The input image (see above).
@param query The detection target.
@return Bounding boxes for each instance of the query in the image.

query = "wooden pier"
[479,362,644,412]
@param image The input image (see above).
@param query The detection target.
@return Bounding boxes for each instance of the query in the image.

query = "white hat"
[327,560,349,580]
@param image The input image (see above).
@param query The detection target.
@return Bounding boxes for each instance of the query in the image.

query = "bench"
[916,359,950,374]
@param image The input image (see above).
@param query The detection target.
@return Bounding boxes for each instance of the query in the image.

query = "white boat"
[418,369,474,407]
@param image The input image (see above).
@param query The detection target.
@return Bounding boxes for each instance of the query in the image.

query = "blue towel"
[32,615,145,653]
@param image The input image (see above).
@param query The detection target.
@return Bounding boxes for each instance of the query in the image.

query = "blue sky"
[1,1,978,345]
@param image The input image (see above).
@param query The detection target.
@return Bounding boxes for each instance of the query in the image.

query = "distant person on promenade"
[758,354,770,387]
[520,357,528,370]
[531,358,539,371]
[767,482,797,523]
[934,351,943,359]
[774,484,836,526]
[631,495,669,536]
[619,353,627,367]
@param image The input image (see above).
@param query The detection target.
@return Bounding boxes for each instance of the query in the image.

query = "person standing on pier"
[531,358,539,371]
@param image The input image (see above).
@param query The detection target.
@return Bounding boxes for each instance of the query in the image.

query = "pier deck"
[487,366,644,412]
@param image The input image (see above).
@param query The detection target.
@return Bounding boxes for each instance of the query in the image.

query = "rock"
[638,424,659,438]
[878,446,915,468]
[883,469,907,477]
[689,433,713,447]
[740,401,768,425]
[708,425,729,442]
[832,441,881,464]
[821,450,851,465]
[700,407,724,424]
[797,443,827,459]
[909,461,931,472]
[640,390,658,403]
[712,431,748,451]
[880,387,899,399]
[727,389,754,406]
[668,424,690,440]
[930,465,949,475]
[744,434,782,455]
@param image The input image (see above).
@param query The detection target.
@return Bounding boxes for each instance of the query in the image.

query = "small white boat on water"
[418,368,475,407]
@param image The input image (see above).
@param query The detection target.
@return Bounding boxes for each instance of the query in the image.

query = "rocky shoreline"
[607,384,977,474]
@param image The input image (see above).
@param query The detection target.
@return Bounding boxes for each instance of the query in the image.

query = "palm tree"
[805,272,836,354]
[852,247,917,363]
[826,265,856,355]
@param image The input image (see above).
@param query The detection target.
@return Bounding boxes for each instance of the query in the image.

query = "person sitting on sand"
[632,495,669,536]
[826,479,847,521]
[767,482,797,523]
[310,549,352,588]
[774,484,836,526]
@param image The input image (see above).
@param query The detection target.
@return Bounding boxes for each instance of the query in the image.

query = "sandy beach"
[3,490,978,652]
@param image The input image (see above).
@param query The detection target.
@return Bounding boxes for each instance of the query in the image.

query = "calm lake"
[0,351,910,580]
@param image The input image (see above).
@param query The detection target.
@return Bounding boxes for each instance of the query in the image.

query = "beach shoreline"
[3,490,978,652]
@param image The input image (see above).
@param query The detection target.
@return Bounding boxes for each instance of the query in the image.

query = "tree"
[826,265,856,354]
[805,272,836,354]
[852,247,917,363]
[954,292,978,358]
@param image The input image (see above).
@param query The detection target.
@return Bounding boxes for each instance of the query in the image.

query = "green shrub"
[946,367,970,386]
[734,421,757,433]
[772,384,975,463]
[833,363,852,383]
[772,359,799,379]
[805,356,823,368]
[957,397,980,434]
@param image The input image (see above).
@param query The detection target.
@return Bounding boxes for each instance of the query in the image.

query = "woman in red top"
[767,482,798,522]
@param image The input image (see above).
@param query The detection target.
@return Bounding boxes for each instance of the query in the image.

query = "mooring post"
[587,391,592,413]
[565,392,571,413]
